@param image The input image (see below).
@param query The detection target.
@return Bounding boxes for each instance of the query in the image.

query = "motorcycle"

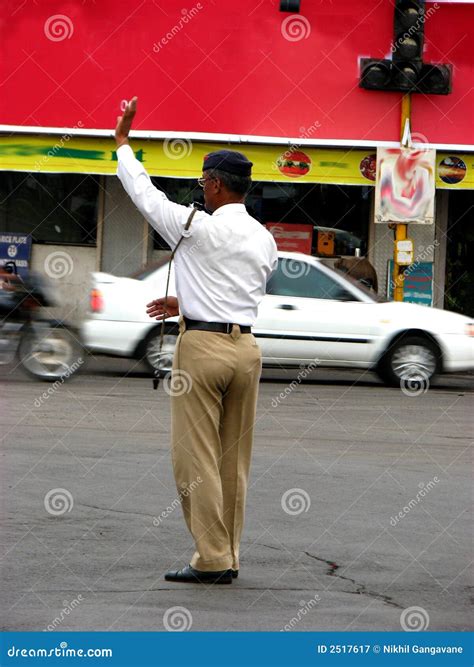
[0,261,83,381]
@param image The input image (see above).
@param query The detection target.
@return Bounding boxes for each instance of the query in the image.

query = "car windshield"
[129,256,171,280]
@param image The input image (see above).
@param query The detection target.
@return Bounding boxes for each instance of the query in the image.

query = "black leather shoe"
[232,570,239,579]
[165,564,232,584]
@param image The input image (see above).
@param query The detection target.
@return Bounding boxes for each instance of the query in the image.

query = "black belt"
[184,317,251,334]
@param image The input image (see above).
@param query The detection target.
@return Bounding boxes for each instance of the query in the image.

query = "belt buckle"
[225,323,233,334]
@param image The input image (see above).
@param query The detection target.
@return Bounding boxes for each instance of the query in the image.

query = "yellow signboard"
[0,135,376,185]
[0,135,472,188]
[435,154,474,189]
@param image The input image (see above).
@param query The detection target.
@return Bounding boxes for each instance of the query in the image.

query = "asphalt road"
[1,357,473,632]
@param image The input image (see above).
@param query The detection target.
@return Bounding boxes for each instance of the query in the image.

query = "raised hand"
[146,296,179,320]
[115,97,137,147]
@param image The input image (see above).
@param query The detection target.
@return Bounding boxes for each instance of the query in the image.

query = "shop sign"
[387,260,434,306]
[1,136,472,191]
[265,223,313,254]
[0,136,384,186]
[436,154,471,188]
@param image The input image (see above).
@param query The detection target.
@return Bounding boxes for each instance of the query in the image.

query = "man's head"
[199,150,253,212]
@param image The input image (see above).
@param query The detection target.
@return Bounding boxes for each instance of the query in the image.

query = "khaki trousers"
[170,320,262,572]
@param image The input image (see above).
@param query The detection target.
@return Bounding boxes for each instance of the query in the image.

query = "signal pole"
[392,93,411,302]
[359,1,452,303]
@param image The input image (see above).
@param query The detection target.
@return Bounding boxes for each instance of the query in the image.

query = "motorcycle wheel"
[18,325,84,381]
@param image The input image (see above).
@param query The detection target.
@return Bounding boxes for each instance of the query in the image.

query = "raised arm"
[115,96,137,149]
[115,98,197,247]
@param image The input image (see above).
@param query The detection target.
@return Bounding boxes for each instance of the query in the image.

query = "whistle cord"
[153,206,198,389]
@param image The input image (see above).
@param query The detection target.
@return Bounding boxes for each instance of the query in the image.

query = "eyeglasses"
[197,176,216,188]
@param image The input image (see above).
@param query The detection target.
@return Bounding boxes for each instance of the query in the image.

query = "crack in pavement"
[250,543,402,609]
[254,542,284,552]
[80,503,154,518]
[304,551,403,609]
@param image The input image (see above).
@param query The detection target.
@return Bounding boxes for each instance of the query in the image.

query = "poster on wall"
[375,147,436,224]
[387,261,434,307]
[265,223,313,254]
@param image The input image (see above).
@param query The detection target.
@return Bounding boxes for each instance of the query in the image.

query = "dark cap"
[203,150,253,177]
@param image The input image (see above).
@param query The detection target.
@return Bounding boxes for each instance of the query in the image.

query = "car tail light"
[90,288,104,313]
[465,323,474,337]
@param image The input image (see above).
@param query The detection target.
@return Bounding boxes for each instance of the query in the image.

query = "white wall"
[101,177,149,276]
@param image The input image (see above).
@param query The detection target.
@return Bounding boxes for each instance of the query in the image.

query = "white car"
[81,252,474,385]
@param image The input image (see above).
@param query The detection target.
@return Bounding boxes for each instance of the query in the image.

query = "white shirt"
[117,144,278,325]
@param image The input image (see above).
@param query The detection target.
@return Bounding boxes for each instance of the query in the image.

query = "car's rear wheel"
[376,334,440,387]
[142,325,178,373]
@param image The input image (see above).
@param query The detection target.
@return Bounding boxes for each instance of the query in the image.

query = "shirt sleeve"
[267,235,279,277]
[116,144,194,247]
[270,243,278,274]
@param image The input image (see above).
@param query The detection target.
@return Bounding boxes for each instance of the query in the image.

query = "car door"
[254,257,379,367]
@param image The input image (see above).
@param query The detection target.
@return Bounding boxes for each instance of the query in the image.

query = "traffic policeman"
[115,98,277,584]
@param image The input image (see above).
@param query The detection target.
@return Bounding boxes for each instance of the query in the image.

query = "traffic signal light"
[393,0,424,89]
[418,63,452,94]
[393,0,424,61]
[359,0,452,95]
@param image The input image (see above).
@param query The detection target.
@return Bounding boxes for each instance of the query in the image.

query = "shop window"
[247,182,371,257]
[148,176,371,258]
[267,259,355,301]
[0,172,98,245]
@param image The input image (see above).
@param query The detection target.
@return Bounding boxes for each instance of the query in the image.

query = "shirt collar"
[212,203,247,217]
